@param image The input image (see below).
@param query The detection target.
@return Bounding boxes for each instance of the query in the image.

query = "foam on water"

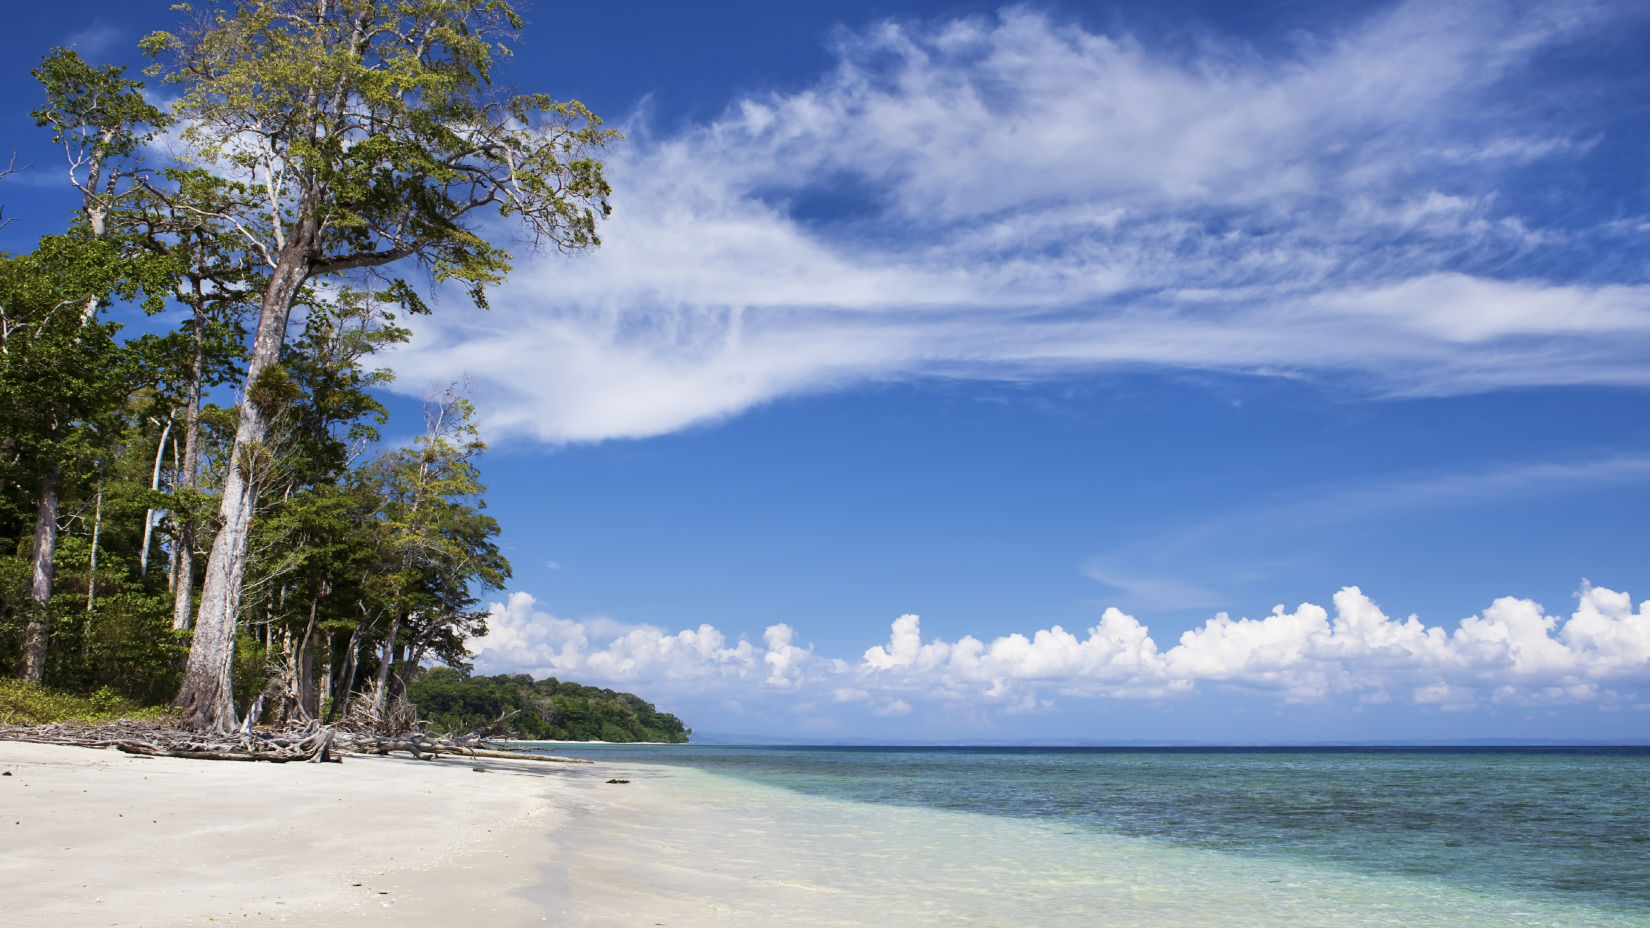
[539,758,1649,928]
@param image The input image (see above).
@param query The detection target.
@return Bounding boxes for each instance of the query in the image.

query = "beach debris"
[0,715,596,766]
[0,720,340,763]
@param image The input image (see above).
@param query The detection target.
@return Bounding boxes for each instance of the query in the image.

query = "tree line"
[408,669,691,743]
[0,0,615,733]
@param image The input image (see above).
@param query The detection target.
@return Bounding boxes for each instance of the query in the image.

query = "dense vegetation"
[0,679,170,726]
[0,1,622,734]
[408,668,691,743]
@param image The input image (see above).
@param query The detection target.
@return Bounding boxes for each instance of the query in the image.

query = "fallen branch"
[0,714,588,765]
[0,720,339,763]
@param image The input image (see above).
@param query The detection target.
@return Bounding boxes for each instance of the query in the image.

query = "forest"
[408,669,691,743]
[0,0,640,739]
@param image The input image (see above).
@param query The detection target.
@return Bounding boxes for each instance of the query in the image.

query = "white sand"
[0,741,601,927]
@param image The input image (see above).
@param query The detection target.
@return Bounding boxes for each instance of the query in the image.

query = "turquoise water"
[543,745,1650,925]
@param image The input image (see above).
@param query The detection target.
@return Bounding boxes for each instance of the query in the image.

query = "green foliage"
[32,48,169,174]
[407,667,691,743]
[143,0,616,299]
[3,4,608,729]
[0,679,172,725]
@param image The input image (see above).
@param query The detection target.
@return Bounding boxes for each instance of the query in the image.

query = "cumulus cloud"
[469,591,767,688]
[466,583,1650,717]
[388,0,1650,444]
[1161,583,1650,707]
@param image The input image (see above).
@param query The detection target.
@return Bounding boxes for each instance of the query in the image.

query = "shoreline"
[0,740,599,927]
[10,741,1639,928]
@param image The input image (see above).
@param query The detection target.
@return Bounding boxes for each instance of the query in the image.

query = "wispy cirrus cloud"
[388,0,1650,444]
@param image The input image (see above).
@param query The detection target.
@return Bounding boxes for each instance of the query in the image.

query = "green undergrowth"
[0,679,173,726]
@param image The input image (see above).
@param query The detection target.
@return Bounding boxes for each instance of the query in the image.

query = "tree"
[145,0,615,730]
[0,234,157,681]
[358,387,507,716]
[125,167,259,631]
[5,52,169,682]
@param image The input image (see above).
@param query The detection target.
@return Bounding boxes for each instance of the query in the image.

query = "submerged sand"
[0,740,595,927]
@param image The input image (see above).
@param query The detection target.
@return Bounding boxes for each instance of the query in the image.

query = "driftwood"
[0,709,588,766]
[330,705,533,761]
[465,747,591,764]
[0,720,339,763]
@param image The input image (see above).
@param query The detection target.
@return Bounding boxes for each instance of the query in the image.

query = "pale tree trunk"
[371,613,401,711]
[22,150,115,681]
[271,600,319,726]
[174,245,312,730]
[20,469,61,683]
[81,485,105,659]
[319,635,334,717]
[139,417,172,577]
[85,484,103,612]
[172,292,208,630]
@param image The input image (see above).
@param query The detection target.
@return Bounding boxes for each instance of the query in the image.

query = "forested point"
[0,0,619,738]
[408,668,691,743]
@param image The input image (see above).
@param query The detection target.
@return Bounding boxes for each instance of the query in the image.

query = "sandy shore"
[0,740,599,927]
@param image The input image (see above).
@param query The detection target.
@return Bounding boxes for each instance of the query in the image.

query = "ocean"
[534,745,1650,927]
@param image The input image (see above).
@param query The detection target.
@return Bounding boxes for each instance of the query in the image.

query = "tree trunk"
[175,245,312,731]
[326,620,367,724]
[139,417,172,577]
[85,484,103,613]
[371,613,401,711]
[20,469,61,683]
[297,615,318,720]
[172,299,208,630]
[319,633,334,718]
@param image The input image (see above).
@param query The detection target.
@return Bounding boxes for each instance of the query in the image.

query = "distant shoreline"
[665,738,1650,749]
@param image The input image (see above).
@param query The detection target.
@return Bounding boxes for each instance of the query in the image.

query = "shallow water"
[538,745,1650,927]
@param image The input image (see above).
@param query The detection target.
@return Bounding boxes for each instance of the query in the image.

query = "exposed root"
[0,720,339,763]
[0,708,589,765]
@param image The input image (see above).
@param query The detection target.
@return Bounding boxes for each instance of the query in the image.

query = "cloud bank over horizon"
[466,581,1650,721]
[388,0,1650,445]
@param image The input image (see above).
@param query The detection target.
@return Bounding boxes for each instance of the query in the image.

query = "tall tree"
[243,288,405,723]
[8,52,167,681]
[126,168,259,630]
[147,0,614,730]
[359,387,507,716]
[0,234,153,680]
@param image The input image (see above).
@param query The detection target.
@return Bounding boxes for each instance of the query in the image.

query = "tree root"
[0,720,339,763]
[0,716,590,765]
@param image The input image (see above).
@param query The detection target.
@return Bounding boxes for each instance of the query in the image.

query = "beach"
[0,741,585,927]
[6,742,1648,928]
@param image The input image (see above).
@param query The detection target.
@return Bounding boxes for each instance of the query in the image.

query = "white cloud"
[1164,584,1650,707]
[873,698,913,717]
[466,583,1650,716]
[469,591,766,687]
[762,623,812,688]
[388,1,1650,444]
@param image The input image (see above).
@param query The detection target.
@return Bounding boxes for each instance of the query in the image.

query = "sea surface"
[534,744,1650,927]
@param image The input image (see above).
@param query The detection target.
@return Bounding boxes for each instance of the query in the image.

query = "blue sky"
[3,0,1649,742]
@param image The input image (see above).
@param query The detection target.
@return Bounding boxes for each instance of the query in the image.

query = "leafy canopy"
[143,0,616,307]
